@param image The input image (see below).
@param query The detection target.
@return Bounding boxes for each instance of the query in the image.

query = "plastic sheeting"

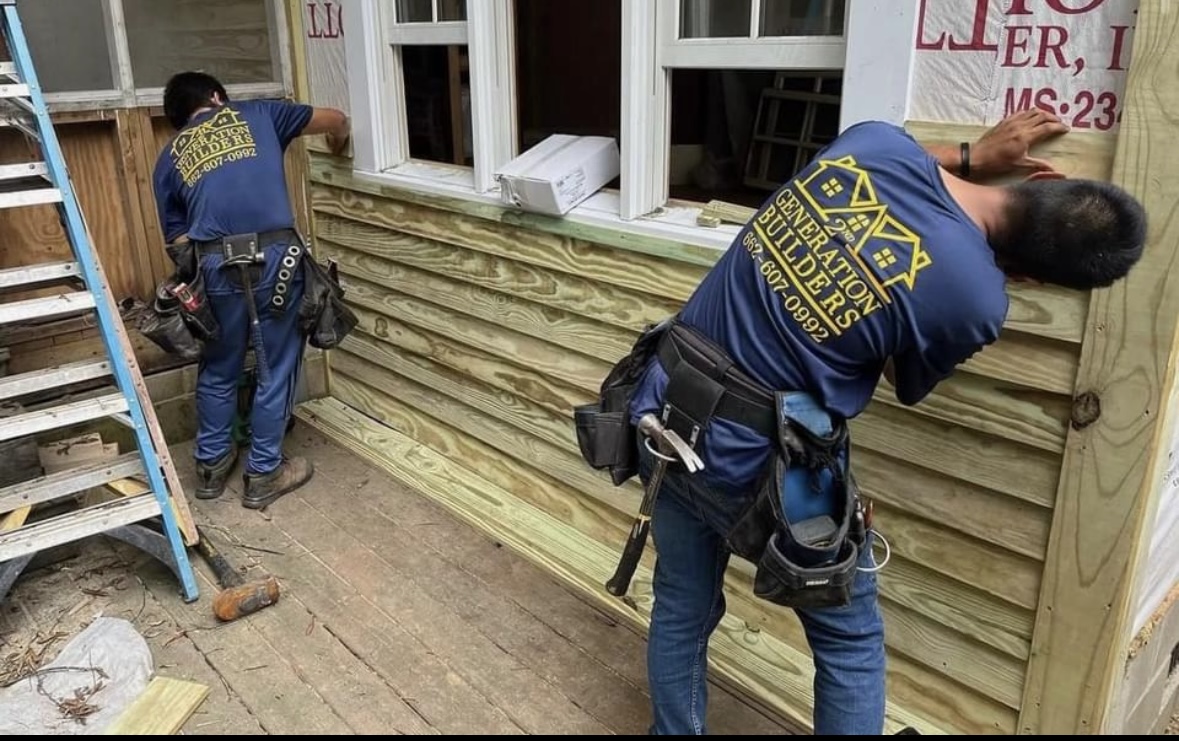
[0,617,152,735]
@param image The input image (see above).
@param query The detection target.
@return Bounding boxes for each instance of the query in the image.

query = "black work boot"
[242,456,314,510]
[194,450,238,500]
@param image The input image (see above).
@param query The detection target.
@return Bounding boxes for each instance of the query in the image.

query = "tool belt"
[194,229,302,316]
[195,229,357,350]
[575,317,869,609]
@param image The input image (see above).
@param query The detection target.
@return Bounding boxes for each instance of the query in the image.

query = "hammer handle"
[196,532,244,589]
[606,454,669,597]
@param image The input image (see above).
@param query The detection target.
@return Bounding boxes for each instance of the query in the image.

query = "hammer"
[193,526,280,621]
[605,414,704,597]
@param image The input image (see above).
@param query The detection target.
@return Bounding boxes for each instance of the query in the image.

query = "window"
[345,0,917,242]
[18,0,290,110]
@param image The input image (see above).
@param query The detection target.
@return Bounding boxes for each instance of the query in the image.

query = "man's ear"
[1024,170,1066,182]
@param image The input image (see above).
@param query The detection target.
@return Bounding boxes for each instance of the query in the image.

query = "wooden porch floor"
[0,423,792,734]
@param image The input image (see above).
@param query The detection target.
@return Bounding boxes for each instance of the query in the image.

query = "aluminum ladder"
[0,0,198,602]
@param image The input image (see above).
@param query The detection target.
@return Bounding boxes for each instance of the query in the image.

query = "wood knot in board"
[1071,391,1102,430]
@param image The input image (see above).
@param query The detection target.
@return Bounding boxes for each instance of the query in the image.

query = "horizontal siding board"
[853,405,1060,508]
[874,371,1070,454]
[338,272,611,393]
[880,597,1026,709]
[311,181,708,302]
[348,304,587,417]
[879,555,1034,660]
[855,448,1052,560]
[873,501,1041,610]
[962,330,1078,396]
[324,241,633,364]
[326,374,636,553]
[317,213,682,331]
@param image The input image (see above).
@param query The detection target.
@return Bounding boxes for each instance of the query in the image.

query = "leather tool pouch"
[574,317,672,486]
[298,244,358,350]
[727,391,866,610]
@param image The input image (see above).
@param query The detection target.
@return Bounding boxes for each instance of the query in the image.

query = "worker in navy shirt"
[628,110,1147,735]
[152,72,349,509]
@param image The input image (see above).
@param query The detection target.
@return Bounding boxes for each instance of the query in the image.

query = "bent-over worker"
[622,110,1147,734]
[152,72,350,509]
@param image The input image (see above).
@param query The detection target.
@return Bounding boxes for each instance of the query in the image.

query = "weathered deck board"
[200,500,524,735]
[296,397,941,735]
[281,426,790,735]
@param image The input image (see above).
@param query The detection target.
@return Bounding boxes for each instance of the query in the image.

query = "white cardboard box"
[495,135,620,216]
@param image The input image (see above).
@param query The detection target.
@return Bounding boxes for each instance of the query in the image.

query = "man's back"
[152,99,312,243]
[630,121,1009,490]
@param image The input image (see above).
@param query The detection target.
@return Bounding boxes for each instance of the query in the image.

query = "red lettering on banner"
[307,1,342,39]
[1108,25,1131,70]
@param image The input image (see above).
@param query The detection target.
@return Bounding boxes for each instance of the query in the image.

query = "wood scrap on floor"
[102,677,210,735]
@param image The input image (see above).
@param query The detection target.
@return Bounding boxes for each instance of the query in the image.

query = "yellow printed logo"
[743,155,932,344]
[171,107,259,187]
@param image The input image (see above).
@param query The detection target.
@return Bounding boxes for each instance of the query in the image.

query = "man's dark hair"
[993,179,1147,290]
[163,72,229,130]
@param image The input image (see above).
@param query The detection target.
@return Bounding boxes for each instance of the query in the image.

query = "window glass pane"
[403,45,472,166]
[515,0,620,167]
[669,70,841,206]
[123,0,277,88]
[397,0,434,23]
[680,0,751,39]
[21,0,115,92]
[760,0,845,36]
[438,0,467,22]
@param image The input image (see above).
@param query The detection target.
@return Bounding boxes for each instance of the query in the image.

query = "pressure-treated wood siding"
[297,150,1103,734]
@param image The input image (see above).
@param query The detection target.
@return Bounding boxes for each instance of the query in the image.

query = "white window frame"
[40,0,292,112]
[345,0,514,191]
[346,0,918,249]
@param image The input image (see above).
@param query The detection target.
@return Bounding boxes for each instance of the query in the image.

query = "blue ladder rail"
[0,1,198,602]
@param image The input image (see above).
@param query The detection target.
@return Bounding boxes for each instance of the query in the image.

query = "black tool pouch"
[137,283,204,361]
[574,317,672,486]
[298,250,358,349]
[178,270,220,343]
[727,391,865,610]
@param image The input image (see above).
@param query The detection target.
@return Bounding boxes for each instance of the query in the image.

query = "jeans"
[640,442,886,735]
[195,242,306,475]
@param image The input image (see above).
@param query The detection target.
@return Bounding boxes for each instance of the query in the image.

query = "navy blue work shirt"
[152,99,313,243]
[630,121,1009,492]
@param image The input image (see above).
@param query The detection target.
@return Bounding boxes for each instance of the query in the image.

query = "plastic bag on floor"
[0,616,152,735]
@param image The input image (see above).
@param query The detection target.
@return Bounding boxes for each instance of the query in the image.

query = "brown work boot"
[241,456,313,510]
[194,449,238,500]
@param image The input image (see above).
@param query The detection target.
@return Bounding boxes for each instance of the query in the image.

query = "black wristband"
[959,142,971,179]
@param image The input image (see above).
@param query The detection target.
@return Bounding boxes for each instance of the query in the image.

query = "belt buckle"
[221,232,263,266]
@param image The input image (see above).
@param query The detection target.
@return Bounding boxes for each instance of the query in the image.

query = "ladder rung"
[0,187,62,209]
[0,495,162,562]
[0,359,111,401]
[0,292,95,324]
[0,114,39,141]
[0,261,81,289]
[0,83,29,98]
[0,162,46,181]
[0,392,129,442]
[0,62,15,79]
[0,452,143,516]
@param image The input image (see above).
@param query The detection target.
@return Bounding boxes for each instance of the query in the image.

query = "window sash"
[349,0,919,228]
[42,0,291,111]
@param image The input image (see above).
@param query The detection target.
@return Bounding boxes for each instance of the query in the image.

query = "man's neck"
[938,168,1008,239]
[187,102,220,122]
